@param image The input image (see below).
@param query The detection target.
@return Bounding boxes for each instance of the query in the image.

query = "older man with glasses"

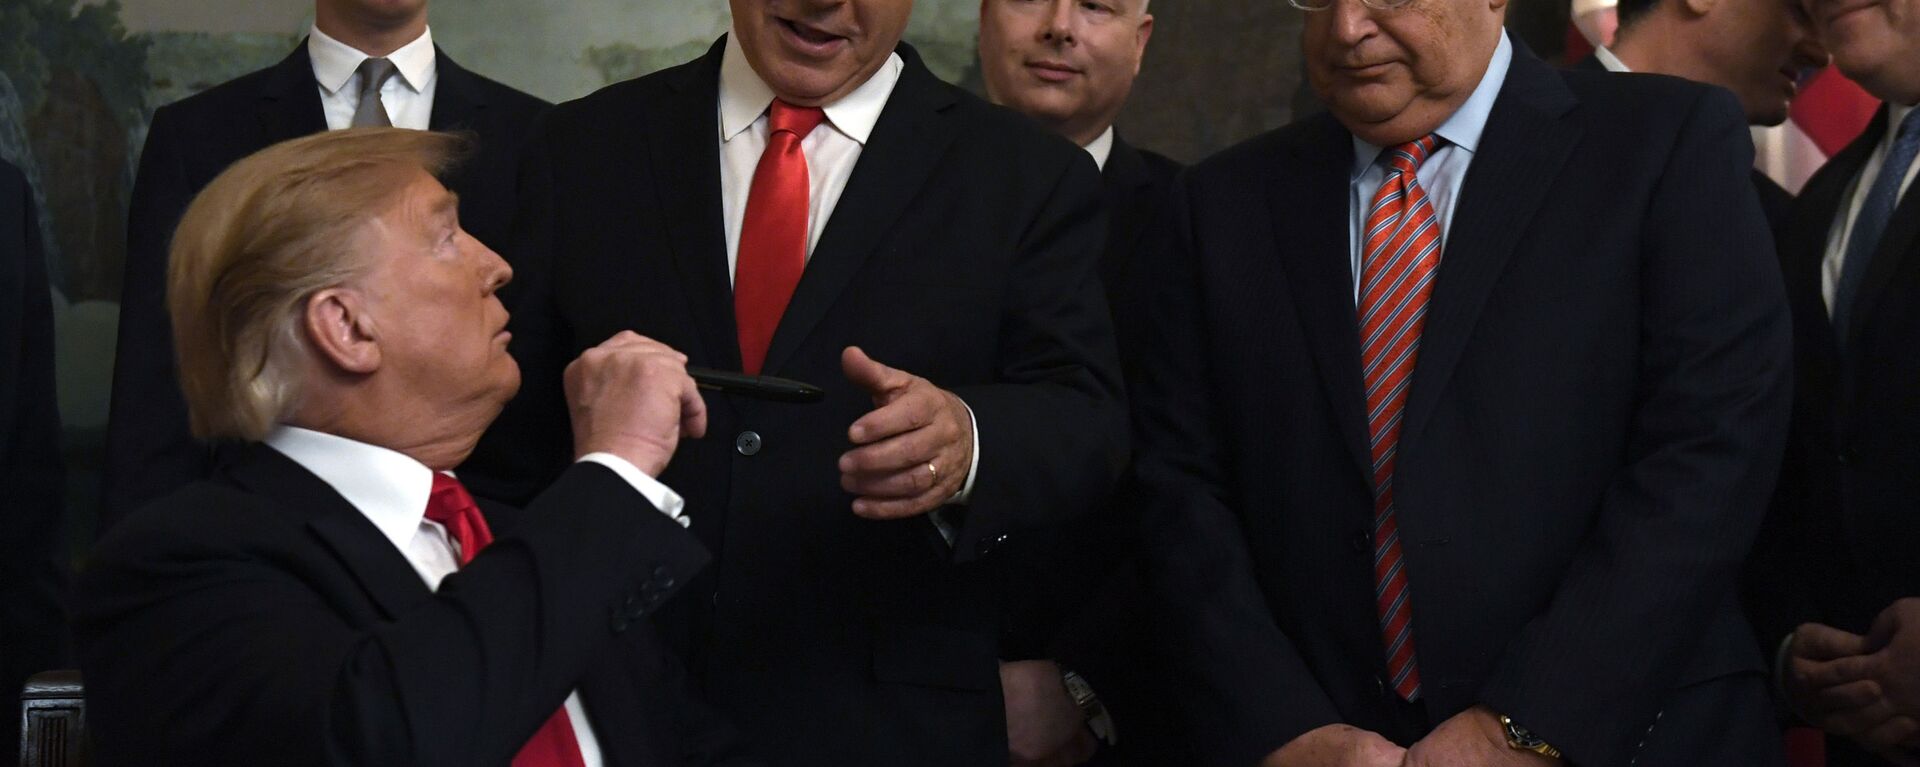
[1130,0,1794,764]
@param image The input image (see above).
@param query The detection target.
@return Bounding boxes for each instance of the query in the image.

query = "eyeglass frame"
[1289,0,1418,12]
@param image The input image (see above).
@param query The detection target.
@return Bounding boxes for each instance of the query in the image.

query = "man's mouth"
[778,16,849,55]
[1026,60,1082,83]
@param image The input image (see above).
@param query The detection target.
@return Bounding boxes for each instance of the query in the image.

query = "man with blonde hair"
[74,128,742,766]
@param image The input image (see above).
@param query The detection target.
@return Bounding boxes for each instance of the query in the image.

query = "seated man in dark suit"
[1763,0,1920,762]
[0,158,67,762]
[104,0,549,533]
[1583,0,1827,229]
[974,0,1182,764]
[74,129,735,766]
[1132,0,1794,763]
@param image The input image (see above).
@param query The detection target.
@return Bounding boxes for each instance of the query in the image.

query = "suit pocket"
[871,623,999,691]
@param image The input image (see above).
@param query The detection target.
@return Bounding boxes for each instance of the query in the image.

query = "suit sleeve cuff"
[576,453,688,528]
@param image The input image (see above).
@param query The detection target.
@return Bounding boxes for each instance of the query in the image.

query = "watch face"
[1505,721,1546,749]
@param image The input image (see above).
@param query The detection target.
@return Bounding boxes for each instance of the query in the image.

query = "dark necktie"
[1832,107,1920,343]
[424,475,587,767]
[734,100,826,375]
[350,57,398,128]
[1358,135,1443,702]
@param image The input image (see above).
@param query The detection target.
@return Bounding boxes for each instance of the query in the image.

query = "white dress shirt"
[263,426,689,767]
[1822,103,1920,314]
[1084,126,1116,172]
[1348,32,1513,301]
[716,29,980,508]
[309,25,438,132]
[1593,45,1630,73]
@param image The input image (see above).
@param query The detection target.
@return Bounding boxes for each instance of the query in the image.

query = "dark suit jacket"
[1135,46,1793,767]
[1760,103,1920,766]
[1572,53,1795,234]
[0,159,67,760]
[998,134,1188,765]
[102,44,549,531]
[74,443,734,766]
[462,38,1127,765]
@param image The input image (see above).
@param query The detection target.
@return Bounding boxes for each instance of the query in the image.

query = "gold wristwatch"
[1499,715,1563,759]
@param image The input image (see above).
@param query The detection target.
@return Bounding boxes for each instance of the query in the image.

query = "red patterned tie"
[1357,135,1441,702]
[734,100,827,375]
[426,475,587,767]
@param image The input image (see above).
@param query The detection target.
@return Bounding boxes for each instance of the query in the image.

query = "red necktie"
[426,475,587,767]
[734,100,827,375]
[1357,136,1441,702]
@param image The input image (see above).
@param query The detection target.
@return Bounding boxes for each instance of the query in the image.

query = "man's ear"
[1134,14,1155,75]
[303,288,381,375]
[1683,0,1719,18]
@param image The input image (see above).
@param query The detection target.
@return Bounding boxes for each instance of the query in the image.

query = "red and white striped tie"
[1357,135,1442,702]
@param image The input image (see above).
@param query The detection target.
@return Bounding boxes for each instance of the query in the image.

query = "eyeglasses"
[1288,0,1418,11]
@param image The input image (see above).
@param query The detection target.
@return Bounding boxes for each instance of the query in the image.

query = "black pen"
[688,366,826,403]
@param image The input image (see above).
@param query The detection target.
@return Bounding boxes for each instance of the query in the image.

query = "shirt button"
[735,431,763,456]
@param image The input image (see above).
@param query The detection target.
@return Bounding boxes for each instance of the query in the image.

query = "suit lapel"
[760,44,962,376]
[1786,114,1880,362]
[256,43,329,146]
[427,49,487,134]
[1845,108,1920,351]
[1400,47,1582,451]
[1274,115,1375,480]
[652,40,743,373]
[219,444,434,619]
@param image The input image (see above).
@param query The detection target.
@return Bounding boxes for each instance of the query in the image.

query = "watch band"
[1060,670,1117,746]
[1500,714,1563,759]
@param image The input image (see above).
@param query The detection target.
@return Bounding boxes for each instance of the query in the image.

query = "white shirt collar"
[1594,45,1630,73]
[309,24,437,97]
[1887,103,1919,147]
[1084,126,1116,172]
[1351,31,1513,178]
[718,30,903,146]
[264,425,436,554]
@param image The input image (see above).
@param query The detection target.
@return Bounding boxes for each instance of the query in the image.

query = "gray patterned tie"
[350,57,398,128]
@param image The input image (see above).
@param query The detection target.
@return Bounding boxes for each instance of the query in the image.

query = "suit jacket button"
[977,533,1009,557]
[735,431,763,456]
[1349,530,1371,553]
[1373,675,1388,699]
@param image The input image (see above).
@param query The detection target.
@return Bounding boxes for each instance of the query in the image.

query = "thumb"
[842,346,909,399]
[1797,622,1873,661]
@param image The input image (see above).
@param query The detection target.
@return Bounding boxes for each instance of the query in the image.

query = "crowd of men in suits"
[2,0,1918,763]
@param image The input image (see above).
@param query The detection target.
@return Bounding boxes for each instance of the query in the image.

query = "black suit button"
[976,533,1010,557]
[1349,530,1371,553]
[735,431,763,456]
[1373,675,1388,699]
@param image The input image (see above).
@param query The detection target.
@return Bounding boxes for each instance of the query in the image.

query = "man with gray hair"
[75,128,740,766]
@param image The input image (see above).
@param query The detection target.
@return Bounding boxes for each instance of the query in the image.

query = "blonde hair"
[168,127,470,441]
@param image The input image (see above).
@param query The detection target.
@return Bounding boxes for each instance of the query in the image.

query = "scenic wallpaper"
[2,0,1568,535]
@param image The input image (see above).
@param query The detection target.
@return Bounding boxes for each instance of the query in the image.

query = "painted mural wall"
[5,0,1565,530]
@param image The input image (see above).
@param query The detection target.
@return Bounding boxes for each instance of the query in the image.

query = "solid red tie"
[425,475,587,767]
[734,100,827,375]
[1357,136,1442,702]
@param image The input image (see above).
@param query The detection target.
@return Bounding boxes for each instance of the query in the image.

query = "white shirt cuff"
[577,453,689,528]
[949,398,981,505]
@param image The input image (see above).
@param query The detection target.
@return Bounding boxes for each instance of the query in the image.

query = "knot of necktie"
[426,473,493,566]
[1382,134,1440,177]
[768,99,827,140]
